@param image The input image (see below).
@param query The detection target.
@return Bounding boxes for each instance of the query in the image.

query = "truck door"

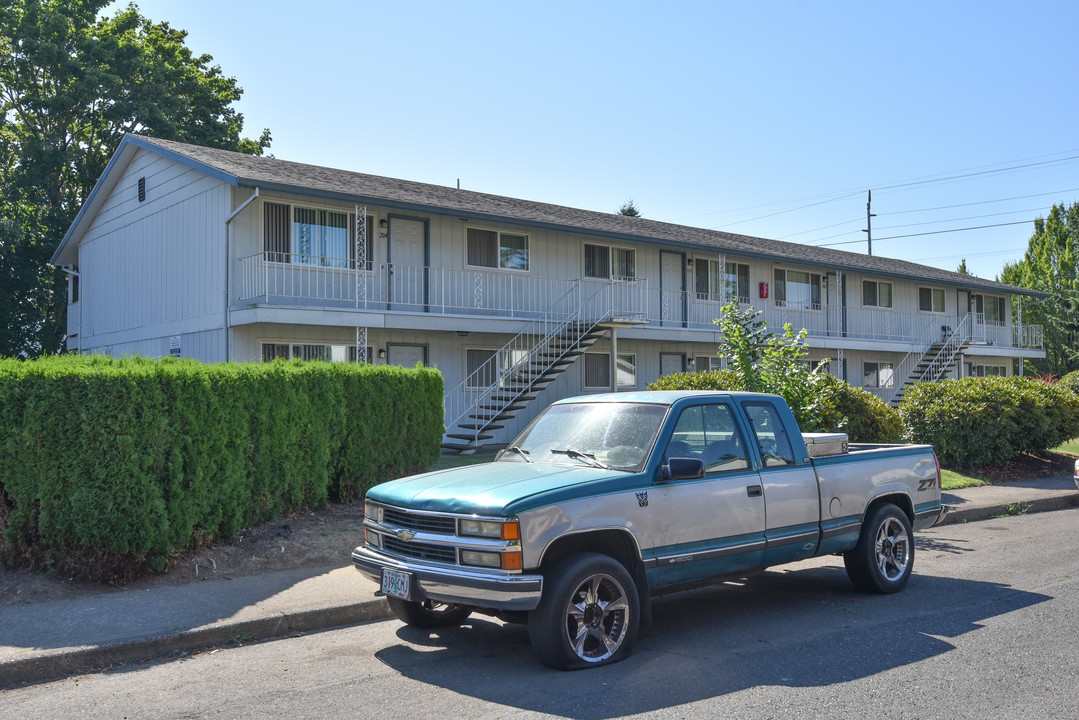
[646,401,765,588]
[740,400,821,565]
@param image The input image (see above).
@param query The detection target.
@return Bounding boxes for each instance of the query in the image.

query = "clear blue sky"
[108,0,1079,280]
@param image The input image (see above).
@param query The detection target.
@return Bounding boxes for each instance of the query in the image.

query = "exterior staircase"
[887,314,974,405]
[441,279,647,454]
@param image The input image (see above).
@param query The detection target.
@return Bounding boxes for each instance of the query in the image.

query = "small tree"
[617,199,641,217]
[712,303,834,431]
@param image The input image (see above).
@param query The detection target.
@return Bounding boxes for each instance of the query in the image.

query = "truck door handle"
[747,485,762,497]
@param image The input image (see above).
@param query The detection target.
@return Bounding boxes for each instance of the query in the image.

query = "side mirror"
[664,457,705,481]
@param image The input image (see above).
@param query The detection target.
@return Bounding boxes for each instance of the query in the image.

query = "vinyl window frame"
[465,226,530,272]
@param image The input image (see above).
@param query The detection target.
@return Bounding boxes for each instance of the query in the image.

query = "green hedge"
[0,355,443,580]
[1059,370,1079,396]
[647,370,904,443]
[899,376,1079,469]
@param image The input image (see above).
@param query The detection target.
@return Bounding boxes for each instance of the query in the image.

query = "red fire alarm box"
[759,282,769,299]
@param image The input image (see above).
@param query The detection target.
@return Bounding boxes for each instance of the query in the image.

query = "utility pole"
[862,189,876,255]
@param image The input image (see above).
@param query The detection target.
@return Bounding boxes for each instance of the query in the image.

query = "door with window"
[388,218,426,310]
[660,251,685,326]
[646,402,765,588]
[740,400,820,566]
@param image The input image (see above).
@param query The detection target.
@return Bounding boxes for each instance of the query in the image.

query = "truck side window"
[741,402,796,467]
[666,404,749,472]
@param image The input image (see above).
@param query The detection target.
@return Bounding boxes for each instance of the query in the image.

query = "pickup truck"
[353,390,945,670]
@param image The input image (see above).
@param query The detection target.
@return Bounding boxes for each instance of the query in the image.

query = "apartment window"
[695,259,723,301]
[583,352,636,389]
[919,287,945,313]
[263,201,374,269]
[694,355,723,372]
[466,228,529,271]
[974,294,1007,325]
[261,343,372,363]
[726,262,750,303]
[465,348,529,389]
[774,268,821,310]
[973,364,1007,377]
[585,243,636,280]
[863,361,895,389]
[862,280,893,308]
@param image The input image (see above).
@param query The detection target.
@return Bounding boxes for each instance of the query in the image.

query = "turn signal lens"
[502,521,521,541]
[501,551,523,571]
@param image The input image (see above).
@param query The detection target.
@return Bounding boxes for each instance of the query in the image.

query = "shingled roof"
[74,134,1043,297]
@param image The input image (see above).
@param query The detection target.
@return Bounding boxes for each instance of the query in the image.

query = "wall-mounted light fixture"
[379,218,388,229]
[686,258,694,268]
[686,357,695,368]
[378,348,387,359]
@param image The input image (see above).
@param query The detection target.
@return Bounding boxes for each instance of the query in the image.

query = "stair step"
[446,432,495,442]
[457,423,504,431]
[441,442,478,453]
[469,412,516,422]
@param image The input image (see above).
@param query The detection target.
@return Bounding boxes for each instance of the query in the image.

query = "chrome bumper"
[352,545,543,612]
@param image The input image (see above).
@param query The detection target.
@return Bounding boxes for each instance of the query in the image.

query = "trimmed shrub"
[1059,370,1079,396]
[0,355,443,580]
[899,376,1079,469]
[647,369,903,443]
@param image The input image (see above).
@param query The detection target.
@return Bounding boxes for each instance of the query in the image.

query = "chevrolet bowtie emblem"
[394,529,417,542]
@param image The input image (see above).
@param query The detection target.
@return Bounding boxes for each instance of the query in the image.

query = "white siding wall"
[77,149,228,350]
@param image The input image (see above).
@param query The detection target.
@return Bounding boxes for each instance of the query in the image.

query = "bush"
[899,376,1079,469]
[1059,370,1079,396]
[647,367,903,443]
[0,355,443,580]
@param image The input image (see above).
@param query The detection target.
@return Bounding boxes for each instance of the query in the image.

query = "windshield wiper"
[550,448,609,469]
[504,446,533,463]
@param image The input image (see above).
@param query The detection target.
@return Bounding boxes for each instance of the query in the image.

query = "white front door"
[660,251,684,326]
[389,218,426,309]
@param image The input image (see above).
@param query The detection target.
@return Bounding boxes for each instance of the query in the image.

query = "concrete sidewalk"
[2,475,1076,689]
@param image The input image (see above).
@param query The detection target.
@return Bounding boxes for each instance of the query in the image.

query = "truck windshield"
[500,402,667,471]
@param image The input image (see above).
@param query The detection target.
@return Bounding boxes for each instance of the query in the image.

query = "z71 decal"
[918,478,936,492]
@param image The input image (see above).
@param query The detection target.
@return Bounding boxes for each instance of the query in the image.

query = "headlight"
[459,519,502,538]
[364,502,384,523]
[365,528,382,548]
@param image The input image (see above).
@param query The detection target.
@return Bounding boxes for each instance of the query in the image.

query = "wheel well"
[866,493,914,524]
[539,529,641,573]
[538,529,652,624]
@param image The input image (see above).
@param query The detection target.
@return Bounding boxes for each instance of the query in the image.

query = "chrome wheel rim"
[874,517,909,582]
[564,573,631,663]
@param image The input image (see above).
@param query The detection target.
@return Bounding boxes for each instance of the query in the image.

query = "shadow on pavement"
[373,564,1048,719]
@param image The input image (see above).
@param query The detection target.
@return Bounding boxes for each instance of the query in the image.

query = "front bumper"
[352,545,543,612]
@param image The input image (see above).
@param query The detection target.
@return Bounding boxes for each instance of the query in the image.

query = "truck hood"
[365,461,635,516]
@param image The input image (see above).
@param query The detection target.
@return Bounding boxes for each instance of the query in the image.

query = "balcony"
[236,253,1043,350]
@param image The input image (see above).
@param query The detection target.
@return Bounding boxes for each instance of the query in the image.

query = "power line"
[874,206,1052,232]
[813,219,1033,247]
[879,188,1079,216]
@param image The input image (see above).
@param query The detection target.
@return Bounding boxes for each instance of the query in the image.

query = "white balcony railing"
[236,253,1042,350]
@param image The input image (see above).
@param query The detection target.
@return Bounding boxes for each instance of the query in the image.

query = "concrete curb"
[939,491,1079,525]
[1,596,393,689]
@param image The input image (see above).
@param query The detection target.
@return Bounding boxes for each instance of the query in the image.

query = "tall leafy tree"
[1000,202,1079,376]
[0,0,270,357]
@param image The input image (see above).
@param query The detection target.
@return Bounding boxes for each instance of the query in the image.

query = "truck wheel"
[844,503,914,594]
[386,597,472,628]
[528,552,639,670]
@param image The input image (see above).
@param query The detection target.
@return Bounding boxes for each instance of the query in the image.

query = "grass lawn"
[940,469,990,491]
[1052,437,1079,455]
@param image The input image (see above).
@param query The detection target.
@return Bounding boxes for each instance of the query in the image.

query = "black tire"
[844,503,914,594]
[386,597,473,628]
[528,552,640,670]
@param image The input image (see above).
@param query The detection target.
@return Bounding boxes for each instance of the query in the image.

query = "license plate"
[381,568,411,600]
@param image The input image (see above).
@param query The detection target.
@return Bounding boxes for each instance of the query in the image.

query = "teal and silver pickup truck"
[353,390,945,670]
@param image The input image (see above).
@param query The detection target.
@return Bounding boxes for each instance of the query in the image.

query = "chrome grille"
[382,508,457,534]
[383,536,457,563]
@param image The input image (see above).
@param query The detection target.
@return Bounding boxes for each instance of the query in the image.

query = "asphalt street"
[3,508,1077,719]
